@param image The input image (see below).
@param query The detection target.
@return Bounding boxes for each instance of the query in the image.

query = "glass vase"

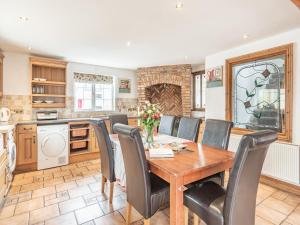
[145,126,154,148]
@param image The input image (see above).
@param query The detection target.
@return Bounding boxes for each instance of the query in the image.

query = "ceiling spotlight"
[243,34,249,39]
[126,41,131,47]
[28,46,32,50]
[19,16,29,22]
[176,1,183,9]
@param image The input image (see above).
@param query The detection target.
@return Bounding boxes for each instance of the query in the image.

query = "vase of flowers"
[140,101,161,147]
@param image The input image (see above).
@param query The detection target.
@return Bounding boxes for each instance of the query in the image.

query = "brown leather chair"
[184,130,277,225]
[113,123,169,225]
[158,115,176,136]
[201,119,234,186]
[109,114,128,134]
[177,117,201,142]
[90,120,115,204]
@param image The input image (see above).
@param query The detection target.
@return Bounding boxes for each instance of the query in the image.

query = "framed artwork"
[118,78,131,93]
[206,66,223,88]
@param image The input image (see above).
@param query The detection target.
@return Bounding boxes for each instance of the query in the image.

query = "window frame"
[225,43,293,142]
[74,81,115,112]
[192,70,206,111]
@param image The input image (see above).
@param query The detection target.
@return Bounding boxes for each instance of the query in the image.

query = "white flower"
[147,110,152,114]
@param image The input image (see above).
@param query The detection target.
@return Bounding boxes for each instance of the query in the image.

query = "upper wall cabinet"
[0,53,4,97]
[30,57,67,108]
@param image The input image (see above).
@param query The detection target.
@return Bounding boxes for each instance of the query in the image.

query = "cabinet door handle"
[33,136,36,144]
[24,128,33,131]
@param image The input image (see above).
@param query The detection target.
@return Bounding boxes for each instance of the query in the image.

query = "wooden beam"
[291,0,300,9]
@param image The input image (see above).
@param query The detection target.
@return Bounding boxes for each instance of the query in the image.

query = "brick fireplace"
[137,65,192,116]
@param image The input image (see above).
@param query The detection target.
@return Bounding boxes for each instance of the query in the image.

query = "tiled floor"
[0,159,300,225]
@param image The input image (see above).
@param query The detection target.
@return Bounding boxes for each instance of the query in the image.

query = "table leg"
[170,175,184,225]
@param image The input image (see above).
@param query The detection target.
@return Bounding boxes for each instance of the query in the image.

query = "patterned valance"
[74,72,113,84]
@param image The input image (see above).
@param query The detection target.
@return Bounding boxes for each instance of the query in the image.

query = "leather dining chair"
[90,120,116,204]
[158,115,176,136]
[109,114,128,134]
[201,119,234,186]
[113,123,169,225]
[184,130,277,225]
[177,117,201,142]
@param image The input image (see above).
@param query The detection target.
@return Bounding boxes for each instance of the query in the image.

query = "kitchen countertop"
[13,116,139,126]
[0,123,15,133]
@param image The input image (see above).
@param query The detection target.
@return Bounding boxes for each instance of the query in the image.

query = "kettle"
[0,108,11,122]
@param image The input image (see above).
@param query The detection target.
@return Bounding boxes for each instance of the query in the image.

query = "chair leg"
[101,175,106,193]
[126,202,132,225]
[144,218,150,225]
[184,206,189,225]
[193,213,199,225]
[109,182,114,204]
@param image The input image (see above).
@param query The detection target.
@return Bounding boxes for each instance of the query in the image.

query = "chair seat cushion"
[150,173,170,216]
[184,181,225,225]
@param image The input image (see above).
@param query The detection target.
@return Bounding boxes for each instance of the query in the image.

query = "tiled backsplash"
[0,95,138,122]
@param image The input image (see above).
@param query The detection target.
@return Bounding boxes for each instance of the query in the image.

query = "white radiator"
[228,135,300,185]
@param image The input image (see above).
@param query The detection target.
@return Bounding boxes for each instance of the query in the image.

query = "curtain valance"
[74,72,113,84]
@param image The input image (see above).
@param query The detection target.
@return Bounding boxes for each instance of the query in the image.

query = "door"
[17,133,37,165]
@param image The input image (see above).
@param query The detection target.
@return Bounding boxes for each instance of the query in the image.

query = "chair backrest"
[177,117,201,142]
[224,130,277,225]
[202,119,233,150]
[113,123,152,218]
[90,120,115,182]
[109,114,128,134]
[158,115,176,136]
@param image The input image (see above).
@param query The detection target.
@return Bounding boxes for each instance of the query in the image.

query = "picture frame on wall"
[206,66,223,88]
[118,78,131,93]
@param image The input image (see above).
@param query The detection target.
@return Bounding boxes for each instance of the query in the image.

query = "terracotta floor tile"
[261,197,295,215]
[20,182,43,192]
[23,170,43,178]
[43,167,61,175]
[255,216,274,225]
[284,194,300,207]
[15,197,44,215]
[119,206,143,223]
[94,211,125,225]
[4,196,18,206]
[256,204,286,225]
[53,170,71,178]
[76,176,97,186]
[0,212,29,225]
[12,177,34,186]
[68,185,91,198]
[75,203,103,224]
[13,174,24,181]
[60,164,78,171]
[43,177,64,187]
[45,212,77,225]
[286,209,300,225]
[55,181,77,192]
[8,186,21,196]
[32,186,56,198]
[0,205,16,219]
[99,195,126,215]
[271,190,289,201]
[87,164,100,171]
[45,193,69,206]
[29,204,59,225]
[58,196,86,214]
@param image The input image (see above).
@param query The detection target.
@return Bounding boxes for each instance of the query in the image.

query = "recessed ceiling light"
[28,46,32,50]
[19,16,29,22]
[176,1,183,9]
[126,41,131,47]
[243,34,249,39]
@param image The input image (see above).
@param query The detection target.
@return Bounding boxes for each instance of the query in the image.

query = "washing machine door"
[8,142,16,173]
[41,132,67,157]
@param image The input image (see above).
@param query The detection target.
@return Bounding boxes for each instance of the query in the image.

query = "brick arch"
[137,65,192,116]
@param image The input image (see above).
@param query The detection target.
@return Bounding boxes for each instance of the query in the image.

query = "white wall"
[205,28,300,144]
[1,52,137,98]
[67,62,137,98]
[3,52,30,95]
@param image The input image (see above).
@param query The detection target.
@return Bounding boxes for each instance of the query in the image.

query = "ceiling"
[0,0,299,69]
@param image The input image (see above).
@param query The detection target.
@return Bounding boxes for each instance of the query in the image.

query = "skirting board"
[260,175,300,196]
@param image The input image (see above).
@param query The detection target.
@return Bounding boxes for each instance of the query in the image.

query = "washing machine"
[7,130,16,174]
[37,124,69,170]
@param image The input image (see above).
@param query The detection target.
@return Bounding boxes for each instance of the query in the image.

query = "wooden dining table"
[110,134,235,225]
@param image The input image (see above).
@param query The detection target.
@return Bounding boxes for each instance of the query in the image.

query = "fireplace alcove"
[145,83,183,116]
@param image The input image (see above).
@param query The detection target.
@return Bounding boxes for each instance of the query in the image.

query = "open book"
[149,148,174,158]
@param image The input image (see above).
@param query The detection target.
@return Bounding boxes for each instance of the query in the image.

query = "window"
[193,71,206,110]
[226,44,293,141]
[74,73,114,111]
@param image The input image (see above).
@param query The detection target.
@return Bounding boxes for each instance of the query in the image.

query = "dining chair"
[201,119,234,186]
[158,115,176,136]
[109,114,128,134]
[90,120,116,204]
[184,130,277,225]
[177,117,201,142]
[113,123,169,225]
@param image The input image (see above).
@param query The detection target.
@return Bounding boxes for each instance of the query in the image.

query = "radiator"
[228,135,300,185]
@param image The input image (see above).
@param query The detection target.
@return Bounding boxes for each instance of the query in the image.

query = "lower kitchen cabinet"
[0,153,8,205]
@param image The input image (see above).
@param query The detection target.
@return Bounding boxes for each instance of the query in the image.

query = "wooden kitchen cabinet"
[16,125,37,170]
[0,153,8,205]
[90,127,100,153]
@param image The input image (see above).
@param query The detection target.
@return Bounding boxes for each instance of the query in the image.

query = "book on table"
[149,148,174,158]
